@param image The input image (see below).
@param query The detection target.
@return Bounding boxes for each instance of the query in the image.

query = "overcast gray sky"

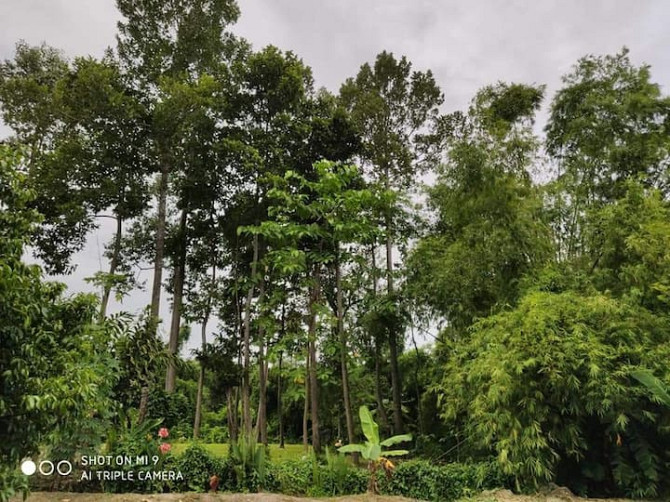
[1,0,669,352]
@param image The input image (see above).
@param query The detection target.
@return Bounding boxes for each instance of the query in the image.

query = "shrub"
[99,417,175,493]
[174,443,230,492]
[146,390,193,434]
[381,459,508,502]
[439,291,670,497]
[268,453,367,497]
[228,434,270,492]
[321,448,367,496]
[269,458,313,495]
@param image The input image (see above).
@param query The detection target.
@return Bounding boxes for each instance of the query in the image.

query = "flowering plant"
[158,428,171,455]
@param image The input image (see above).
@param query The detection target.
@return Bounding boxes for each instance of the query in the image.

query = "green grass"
[171,442,306,461]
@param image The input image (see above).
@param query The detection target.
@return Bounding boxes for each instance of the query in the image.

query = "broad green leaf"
[337,444,365,454]
[383,449,409,457]
[380,434,412,447]
[367,443,381,461]
[359,405,379,445]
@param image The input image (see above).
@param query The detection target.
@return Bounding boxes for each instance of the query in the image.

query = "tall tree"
[233,45,314,437]
[0,44,150,283]
[545,48,670,261]
[245,160,388,453]
[115,0,243,391]
[407,83,553,329]
[340,51,444,433]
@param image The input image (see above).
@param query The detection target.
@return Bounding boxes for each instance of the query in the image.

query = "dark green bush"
[269,458,313,495]
[146,390,193,434]
[174,443,231,492]
[268,454,367,497]
[382,459,509,501]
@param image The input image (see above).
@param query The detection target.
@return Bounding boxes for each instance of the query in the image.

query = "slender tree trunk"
[370,245,390,432]
[194,209,218,439]
[100,213,123,318]
[336,248,355,451]
[165,208,188,393]
[137,386,149,424]
[242,233,259,437]
[150,161,169,321]
[193,309,211,438]
[374,338,390,432]
[303,352,310,452]
[233,257,243,438]
[255,278,268,445]
[234,387,241,442]
[226,388,238,442]
[308,264,321,454]
[194,365,205,439]
[411,323,423,436]
[384,174,403,434]
[278,350,284,448]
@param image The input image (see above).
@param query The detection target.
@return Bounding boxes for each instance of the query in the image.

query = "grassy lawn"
[171,442,306,462]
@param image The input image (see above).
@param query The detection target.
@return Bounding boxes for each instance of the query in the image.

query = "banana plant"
[338,405,411,493]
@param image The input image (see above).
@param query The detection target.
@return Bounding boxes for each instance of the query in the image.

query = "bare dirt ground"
[13,488,643,502]
[12,493,417,502]
[473,487,641,502]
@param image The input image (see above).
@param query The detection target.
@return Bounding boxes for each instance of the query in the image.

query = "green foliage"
[381,459,508,502]
[473,82,544,137]
[100,416,172,493]
[546,48,670,204]
[0,43,150,274]
[268,451,367,497]
[268,457,313,495]
[228,433,269,492]
[173,443,230,492]
[116,0,240,83]
[340,50,444,186]
[407,83,552,328]
[146,389,193,434]
[112,309,167,410]
[439,290,670,497]
[338,405,412,493]
[0,145,119,501]
[584,180,670,310]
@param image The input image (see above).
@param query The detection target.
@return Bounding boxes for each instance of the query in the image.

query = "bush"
[174,443,231,492]
[320,448,367,496]
[439,291,670,497]
[99,417,175,494]
[146,390,193,434]
[269,458,313,495]
[227,434,271,492]
[268,452,367,497]
[381,459,508,502]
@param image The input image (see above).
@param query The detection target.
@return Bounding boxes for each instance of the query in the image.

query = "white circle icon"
[38,460,55,476]
[56,460,73,476]
[20,460,36,476]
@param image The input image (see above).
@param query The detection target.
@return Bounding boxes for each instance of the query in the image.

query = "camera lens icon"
[23,460,73,476]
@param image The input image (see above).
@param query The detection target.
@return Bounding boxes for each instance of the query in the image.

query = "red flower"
[158,427,169,439]
[159,442,172,454]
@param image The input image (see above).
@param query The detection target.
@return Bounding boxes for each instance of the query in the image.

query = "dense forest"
[1,1,670,501]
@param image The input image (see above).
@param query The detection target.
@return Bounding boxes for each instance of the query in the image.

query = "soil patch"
[13,493,419,502]
[13,488,645,502]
